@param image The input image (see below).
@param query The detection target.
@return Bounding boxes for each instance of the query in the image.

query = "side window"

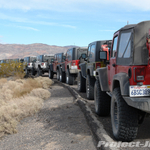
[27,57,30,62]
[57,55,60,62]
[37,56,40,61]
[112,36,118,57]
[89,44,96,62]
[88,46,91,57]
[58,54,61,62]
[39,56,42,62]
[118,32,131,58]
[67,50,72,61]
[55,55,57,61]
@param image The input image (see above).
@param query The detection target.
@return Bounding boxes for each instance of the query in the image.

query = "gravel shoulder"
[0,81,96,150]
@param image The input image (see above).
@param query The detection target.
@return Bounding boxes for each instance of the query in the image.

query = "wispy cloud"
[16,26,39,31]
[0,13,76,29]
[0,0,150,12]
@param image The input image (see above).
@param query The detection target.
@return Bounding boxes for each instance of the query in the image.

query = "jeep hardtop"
[95,21,150,141]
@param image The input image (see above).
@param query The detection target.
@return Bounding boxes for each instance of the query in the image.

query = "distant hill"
[0,43,79,60]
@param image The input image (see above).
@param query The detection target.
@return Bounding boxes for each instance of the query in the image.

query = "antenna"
[127,21,129,25]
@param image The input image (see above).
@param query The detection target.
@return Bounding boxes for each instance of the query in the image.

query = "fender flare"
[87,66,93,77]
[112,73,129,96]
[60,63,65,72]
[49,64,53,71]
[79,63,86,78]
[96,67,109,91]
[57,65,60,71]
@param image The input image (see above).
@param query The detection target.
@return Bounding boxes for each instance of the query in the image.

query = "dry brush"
[0,77,53,138]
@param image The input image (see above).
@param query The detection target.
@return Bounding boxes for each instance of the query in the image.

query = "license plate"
[130,85,150,97]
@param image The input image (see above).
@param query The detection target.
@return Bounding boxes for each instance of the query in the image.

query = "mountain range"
[0,43,79,60]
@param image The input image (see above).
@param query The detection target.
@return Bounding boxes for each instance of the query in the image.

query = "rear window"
[44,56,54,62]
[30,57,36,62]
[66,49,73,61]
[57,54,62,62]
[77,49,87,59]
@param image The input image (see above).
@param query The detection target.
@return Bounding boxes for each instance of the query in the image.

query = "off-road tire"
[86,74,95,100]
[49,69,54,79]
[25,67,28,75]
[94,78,111,116]
[66,69,74,85]
[111,87,138,142]
[60,69,66,83]
[57,69,60,81]
[77,72,86,92]
[37,68,42,77]
[31,68,36,76]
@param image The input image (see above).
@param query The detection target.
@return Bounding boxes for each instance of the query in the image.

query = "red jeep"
[49,53,65,80]
[95,21,150,141]
[59,47,87,85]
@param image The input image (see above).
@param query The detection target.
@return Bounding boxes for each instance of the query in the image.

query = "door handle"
[112,63,116,67]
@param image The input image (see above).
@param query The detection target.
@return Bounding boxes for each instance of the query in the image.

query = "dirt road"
[0,82,96,150]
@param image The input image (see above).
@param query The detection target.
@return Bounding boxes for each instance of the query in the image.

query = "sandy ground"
[0,82,96,150]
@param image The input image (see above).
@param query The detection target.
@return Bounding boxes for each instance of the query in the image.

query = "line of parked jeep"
[1,20,150,142]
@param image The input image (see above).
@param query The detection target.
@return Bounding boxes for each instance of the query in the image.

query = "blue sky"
[0,0,150,47]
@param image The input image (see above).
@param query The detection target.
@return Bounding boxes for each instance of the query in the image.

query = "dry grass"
[0,77,53,138]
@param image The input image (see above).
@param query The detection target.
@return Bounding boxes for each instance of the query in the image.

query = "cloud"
[0,13,28,23]
[0,13,76,29]
[0,0,150,12]
[16,26,39,31]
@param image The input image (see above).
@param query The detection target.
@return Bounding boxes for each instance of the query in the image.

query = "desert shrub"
[0,77,53,138]
[0,61,25,79]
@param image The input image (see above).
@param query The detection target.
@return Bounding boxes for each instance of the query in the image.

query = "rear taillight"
[28,63,30,66]
[134,67,146,82]
[41,63,44,66]
[96,63,101,69]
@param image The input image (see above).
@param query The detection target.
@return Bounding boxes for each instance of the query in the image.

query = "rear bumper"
[41,68,48,72]
[69,67,80,74]
[123,96,150,113]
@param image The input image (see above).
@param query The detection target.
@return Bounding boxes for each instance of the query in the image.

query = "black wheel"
[77,72,86,92]
[31,68,36,76]
[60,69,66,83]
[86,74,95,100]
[94,78,111,116]
[111,87,138,142]
[66,69,74,85]
[57,69,60,81]
[25,67,28,75]
[49,69,53,79]
[37,68,42,76]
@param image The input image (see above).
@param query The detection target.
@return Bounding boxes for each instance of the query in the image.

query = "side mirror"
[100,51,107,60]
[81,53,87,59]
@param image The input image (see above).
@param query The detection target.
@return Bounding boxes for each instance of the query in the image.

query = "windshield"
[31,57,37,62]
